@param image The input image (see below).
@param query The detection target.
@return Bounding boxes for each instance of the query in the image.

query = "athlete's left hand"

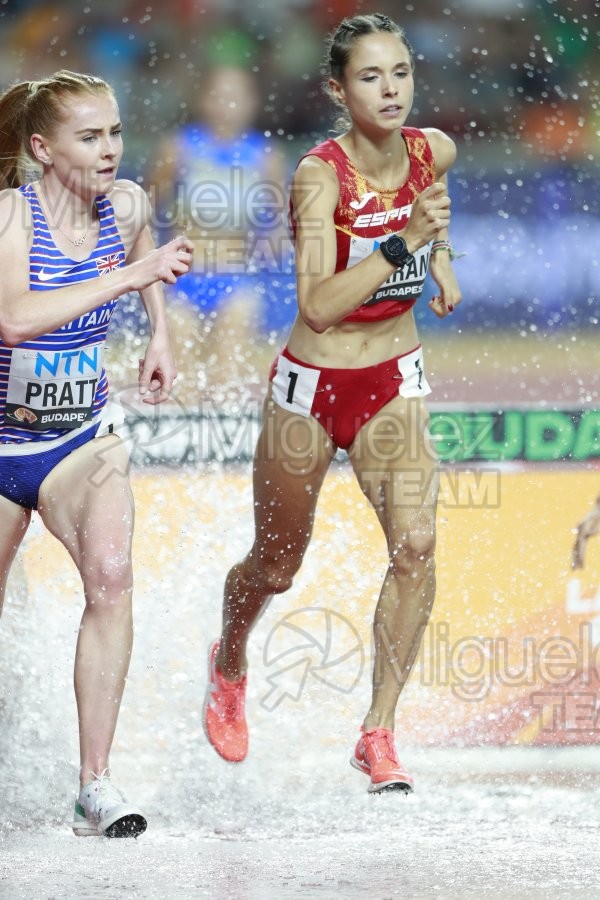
[138,334,177,404]
[428,253,462,319]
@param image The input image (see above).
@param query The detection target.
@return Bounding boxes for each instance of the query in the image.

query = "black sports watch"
[380,234,414,268]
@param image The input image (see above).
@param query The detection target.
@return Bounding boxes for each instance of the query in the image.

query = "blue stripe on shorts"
[0,423,101,510]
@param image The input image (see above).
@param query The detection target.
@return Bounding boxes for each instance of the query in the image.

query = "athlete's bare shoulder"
[0,188,33,311]
[109,179,150,221]
[0,187,31,223]
[108,178,151,247]
[0,187,32,245]
[295,153,339,185]
[292,154,339,220]
[0,186,25,206]
[421,128,457,178]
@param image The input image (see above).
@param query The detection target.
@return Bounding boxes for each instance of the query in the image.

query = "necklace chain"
[38,182,91,247]
[58,228,88,247]
[63,229,88,247]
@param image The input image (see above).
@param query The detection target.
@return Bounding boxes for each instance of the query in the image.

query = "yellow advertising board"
[18,464,600,747]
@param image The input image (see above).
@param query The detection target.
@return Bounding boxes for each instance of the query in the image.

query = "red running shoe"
[203,641,248,763]
[350,726,414,793]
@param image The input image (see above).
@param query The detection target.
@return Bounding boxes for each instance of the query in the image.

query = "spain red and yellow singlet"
[292,127,436,323]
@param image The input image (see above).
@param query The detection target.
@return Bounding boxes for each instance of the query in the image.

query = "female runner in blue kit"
[204,14,462,792]
[0,71,192,834]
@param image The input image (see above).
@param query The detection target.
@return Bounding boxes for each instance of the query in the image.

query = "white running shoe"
[72,769,147,838]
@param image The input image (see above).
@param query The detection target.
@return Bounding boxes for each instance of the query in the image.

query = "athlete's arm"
[424,128,457,180]
[423,129,457,255]
[116,184,179,403]
[292,157,450,334]
[422,130,462,318]
[0,185,192,347]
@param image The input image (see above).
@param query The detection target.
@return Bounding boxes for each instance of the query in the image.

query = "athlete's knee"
[247,547,303,595]
[257,559,297,595]
[81,550,133,603]
[389,527,436,579]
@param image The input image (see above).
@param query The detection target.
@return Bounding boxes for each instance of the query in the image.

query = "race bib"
[347,236,432,305]
[397,346,431,398]
[271,353,320,417]
[5,343,103,431]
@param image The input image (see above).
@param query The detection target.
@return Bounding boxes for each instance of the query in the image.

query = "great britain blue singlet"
[0,183,125,452]
[168,124,296,333]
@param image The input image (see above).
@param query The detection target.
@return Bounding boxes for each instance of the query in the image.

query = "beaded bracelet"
[431,240,465,261]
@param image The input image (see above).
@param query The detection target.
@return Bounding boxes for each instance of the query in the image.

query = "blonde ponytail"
[0,81,34,189]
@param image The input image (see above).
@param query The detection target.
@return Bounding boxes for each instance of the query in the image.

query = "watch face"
[388,236,405,254]
[387,235,410,262]
[381,234,412,267]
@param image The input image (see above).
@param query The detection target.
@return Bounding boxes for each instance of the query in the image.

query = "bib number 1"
[286,371,298,404]
[271,354,320,417]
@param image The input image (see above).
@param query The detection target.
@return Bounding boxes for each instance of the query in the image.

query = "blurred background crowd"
[0,0,598,403]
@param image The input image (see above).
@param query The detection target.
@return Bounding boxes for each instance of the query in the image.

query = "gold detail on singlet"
[334,224,356,238]
[328,130,435,231]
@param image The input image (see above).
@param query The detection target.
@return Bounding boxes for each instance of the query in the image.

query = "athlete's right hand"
[402,183,451,253]
[128,236,194,290]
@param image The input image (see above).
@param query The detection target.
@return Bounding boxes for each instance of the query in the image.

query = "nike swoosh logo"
[37,266,78,282]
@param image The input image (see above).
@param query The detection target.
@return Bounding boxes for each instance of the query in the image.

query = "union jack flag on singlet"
[96,253,122,275]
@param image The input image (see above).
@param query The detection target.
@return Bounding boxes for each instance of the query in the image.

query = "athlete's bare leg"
[216,391,335,680]
[0,497,31,616]
[168,292,262,404]
[38,434,134,786]
[572,494,600,570]
[349,395,438,732]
